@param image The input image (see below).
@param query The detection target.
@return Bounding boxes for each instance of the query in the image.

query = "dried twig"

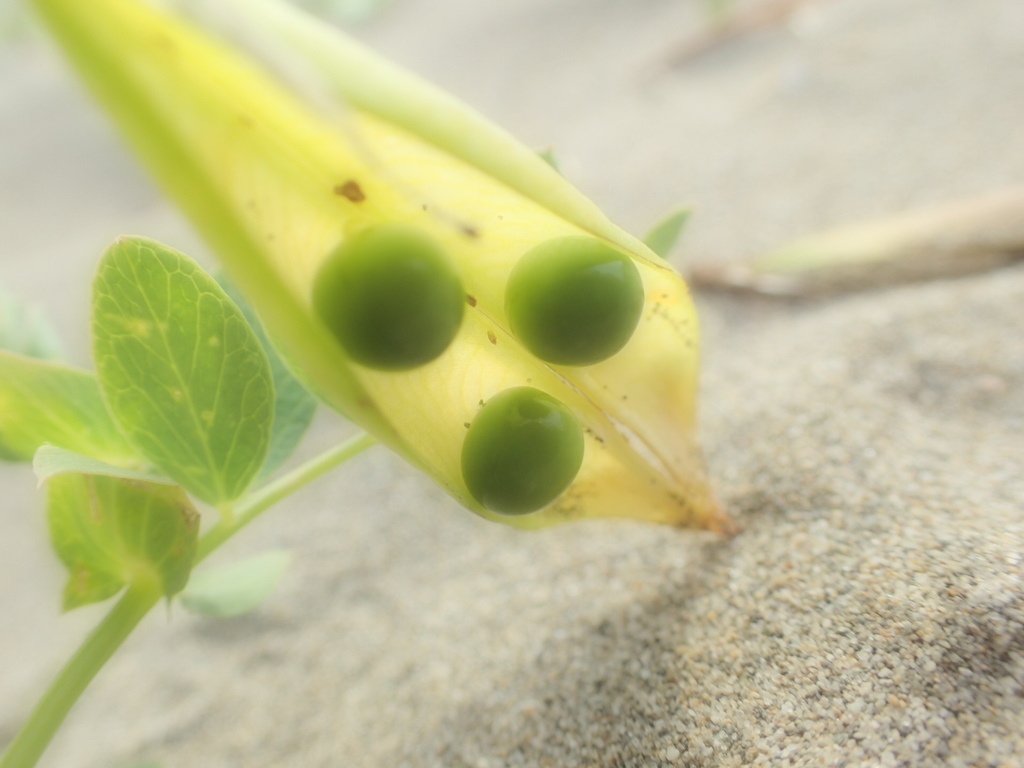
[690,189,1024,295]
[662,0,820,68]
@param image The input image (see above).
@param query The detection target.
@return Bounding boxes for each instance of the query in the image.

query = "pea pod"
[30,0,730,530]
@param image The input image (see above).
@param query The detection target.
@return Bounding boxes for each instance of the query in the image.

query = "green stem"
[0,582,159,768]
[0,431,375,768]
[196,430,376,562]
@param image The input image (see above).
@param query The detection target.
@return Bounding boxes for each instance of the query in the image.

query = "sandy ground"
[1,0,1023,766]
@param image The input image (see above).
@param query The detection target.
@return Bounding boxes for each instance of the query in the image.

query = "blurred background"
[2,1,1023,766]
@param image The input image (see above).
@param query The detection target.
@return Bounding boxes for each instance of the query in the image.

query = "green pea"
[505,236,645,366]
[461,386,584,515]
[313,224,464,370]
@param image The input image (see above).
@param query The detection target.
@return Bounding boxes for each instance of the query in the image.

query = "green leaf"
[706,0,734,21]
[33,444,170,486]
[0,351,137,464]
[642,207,692,258]
[180,550,292,618]
[537,147,560,173]
[300,0,391,22]
[92,237,275,504]
[217,275,317,481]
[44,470,199,610]
[0,288,66,361]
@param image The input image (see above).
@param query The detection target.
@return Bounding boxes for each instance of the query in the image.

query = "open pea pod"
[29,0,730,530]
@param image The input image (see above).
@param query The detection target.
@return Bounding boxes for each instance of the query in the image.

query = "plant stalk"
[196,430,376,562]
[0,582,159,768]
[0,431,375,768]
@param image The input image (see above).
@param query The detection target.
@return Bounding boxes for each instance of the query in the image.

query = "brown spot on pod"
[334,180,365,202]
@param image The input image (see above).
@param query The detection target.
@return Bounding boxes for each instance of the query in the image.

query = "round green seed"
[505,236,645,366]
[461,386,584,515]
[313,224,464,371]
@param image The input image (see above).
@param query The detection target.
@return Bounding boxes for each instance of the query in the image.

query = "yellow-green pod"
[30,0,730,532]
